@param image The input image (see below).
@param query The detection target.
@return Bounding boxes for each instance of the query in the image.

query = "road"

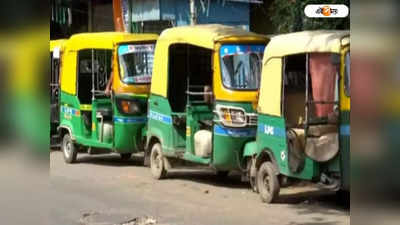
[50,151,349,225]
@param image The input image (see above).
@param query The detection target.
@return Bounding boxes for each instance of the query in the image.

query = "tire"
[150,143,167,179]
[257,161,280,203]
[247,158,258,193]
[62,134,77,164]
[120,153,132,161]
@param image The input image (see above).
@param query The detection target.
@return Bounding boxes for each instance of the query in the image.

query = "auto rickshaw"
[50,39,67,147]
[145,24,269,179]
[243,30,350,203]
[4,25,50,153]
[58,32,158,163]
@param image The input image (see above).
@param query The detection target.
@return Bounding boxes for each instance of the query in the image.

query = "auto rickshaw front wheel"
[62,134,77,164]
[150,143,167,179]
[257,161,280,203]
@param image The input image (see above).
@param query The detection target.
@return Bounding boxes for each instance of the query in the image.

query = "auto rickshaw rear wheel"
[257,161,280,203]
[150,143,167,179]
[120,153,132,161]
[62,134,77,164]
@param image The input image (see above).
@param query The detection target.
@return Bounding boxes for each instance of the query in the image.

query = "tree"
[269,0,350,33]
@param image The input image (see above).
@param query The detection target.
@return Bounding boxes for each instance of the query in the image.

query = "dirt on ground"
[50,151,349,225]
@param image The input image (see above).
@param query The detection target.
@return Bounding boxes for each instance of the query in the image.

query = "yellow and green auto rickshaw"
[58,32,158,163]
[50,39,67,147]
[243,30,350,203]
[145,24,269,179]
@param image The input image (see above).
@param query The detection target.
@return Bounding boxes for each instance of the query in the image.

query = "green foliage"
[269,0,350,33]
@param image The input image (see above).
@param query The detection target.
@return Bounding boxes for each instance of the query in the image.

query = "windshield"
[118,43,155,84]
[220,44,265,90]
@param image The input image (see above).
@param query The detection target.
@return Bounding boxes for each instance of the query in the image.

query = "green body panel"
[243,141,257,157]
[183,152,211,164]
[147,95,175,153]
[212,101,257,170]
[113,95,148,153]
[254,111,350,183]
[212,129,255,170]
[59,92,85,139]
[59,91,147,153]
[255,114,318,180]
[147,96,257,171]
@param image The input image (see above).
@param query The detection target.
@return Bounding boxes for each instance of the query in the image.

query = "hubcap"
[155,154,161,170]
[152,149,161,171]
[64,141,72,158]
[263,174,270,192]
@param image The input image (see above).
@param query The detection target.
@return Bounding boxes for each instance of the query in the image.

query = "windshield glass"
[345,52,350,97]
[220,44,265,90]
[118,43,155,84]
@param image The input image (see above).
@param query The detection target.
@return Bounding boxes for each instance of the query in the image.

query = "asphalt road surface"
[50,151,350,225]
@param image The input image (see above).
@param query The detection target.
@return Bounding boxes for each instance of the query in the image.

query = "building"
[113,0,263,33]
[51,0,114,39]
[51,0,266,39]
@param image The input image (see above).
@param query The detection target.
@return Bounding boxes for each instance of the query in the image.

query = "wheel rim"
[262,173,271,193]
[155,154,162,170]
[247,158,257,191]
[151,147,162,173]
[64,140,72,158]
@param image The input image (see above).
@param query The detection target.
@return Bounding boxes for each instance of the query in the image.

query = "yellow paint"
[50,39,67,52]
[60,50,78,95]
[80,104,92,111]
[7,25,49,94]
[65,32,158,51]
[186,126,191,136]
[60,32,158,95]
[151,24,269,100]
[150,38,169,97]
[157,24,266,50]
[340,46,350,111]
[263,30,349,64]
[258,58,283,116]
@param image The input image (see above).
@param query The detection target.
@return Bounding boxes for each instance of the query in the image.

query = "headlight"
[117,99,142,115]
[216,105,247,127]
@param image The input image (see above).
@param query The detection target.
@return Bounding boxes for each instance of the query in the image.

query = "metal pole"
[190,0,197,25]
[305,53,309,130]
[92,49,95,100]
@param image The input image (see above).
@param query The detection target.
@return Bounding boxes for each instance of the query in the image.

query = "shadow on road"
[167,170,349,213]
[66,153,349,215]
[280,191,349,225]
[286,222,340,225]
[166,170,250,189]
[76,154,145,167]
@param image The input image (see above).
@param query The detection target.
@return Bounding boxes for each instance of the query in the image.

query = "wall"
[93,1,115,32]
